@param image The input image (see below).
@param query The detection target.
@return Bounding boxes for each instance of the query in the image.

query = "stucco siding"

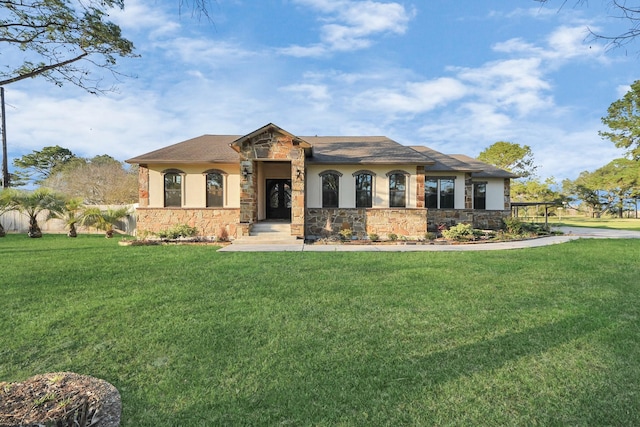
[146,163,240,208]
[306,164,419,209]
[484,179,507,210]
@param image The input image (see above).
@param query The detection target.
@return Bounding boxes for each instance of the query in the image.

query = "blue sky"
[4,0,638,181]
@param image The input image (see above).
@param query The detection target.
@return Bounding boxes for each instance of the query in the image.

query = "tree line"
[477,80,640,218]
[0,146,136,238]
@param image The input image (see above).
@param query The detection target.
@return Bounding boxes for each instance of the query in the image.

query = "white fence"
[0,205,137,235]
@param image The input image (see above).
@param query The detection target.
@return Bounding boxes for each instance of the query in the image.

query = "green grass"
[543,215,640,231]
[1,234,640,426]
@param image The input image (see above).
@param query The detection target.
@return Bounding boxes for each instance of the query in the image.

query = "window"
[425,179,438,209]
[321,171,341,208]
[473,182,487,210]
[205,170,225,207]
[163,170,183,207]
[425,177,455,209]
[354,171,374,208]
[440,178,455,209]
[388,171,408,208]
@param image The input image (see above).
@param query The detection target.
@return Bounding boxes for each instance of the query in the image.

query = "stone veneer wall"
[305,208,427,240]
[236,129,306,237]
[135,208,241,238]
[427,209,510,231]
[138,165,149,208]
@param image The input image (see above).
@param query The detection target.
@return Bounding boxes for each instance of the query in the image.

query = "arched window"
[353,170,374,208]
[320,170,342,208]
[387,170,409,208]
[204,170,226,207]
[163,169,184,207]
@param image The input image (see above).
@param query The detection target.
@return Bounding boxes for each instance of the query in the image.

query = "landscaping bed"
[0,373,120,427]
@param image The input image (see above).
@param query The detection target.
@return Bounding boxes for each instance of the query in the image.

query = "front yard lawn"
[1,234,639,425]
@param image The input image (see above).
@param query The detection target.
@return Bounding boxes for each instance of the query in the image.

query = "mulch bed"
[0,372,120,427]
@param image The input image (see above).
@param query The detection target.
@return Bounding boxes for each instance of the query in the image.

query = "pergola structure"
[511,201,563,230]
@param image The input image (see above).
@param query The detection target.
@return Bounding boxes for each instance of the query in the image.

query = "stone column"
[290,147,305,238]
[138,164,149,207]
[239,160,256,224]
[464,173,473,209]
[504,178,511,209]
[416,166,425,208]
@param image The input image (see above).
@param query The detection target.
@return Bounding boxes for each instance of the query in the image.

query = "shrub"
[217,226,229,242]
[503,218,547,236]
[424,232,437,240]
[503,217,524,235]
[368,233,379,242]
[388,233,398,241]
[339,228,353,241]
[157,224,198,239]
[441,223,481,241]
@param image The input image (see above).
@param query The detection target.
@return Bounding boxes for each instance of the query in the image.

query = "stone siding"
[305,208,428,240]
[136,208,241,238]
[236,129,306,237]
[138,165,149,208]
[427,209,509,231]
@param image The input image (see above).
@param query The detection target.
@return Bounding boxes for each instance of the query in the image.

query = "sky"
[3,0,639,182]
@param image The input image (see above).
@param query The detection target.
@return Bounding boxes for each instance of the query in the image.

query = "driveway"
[553,226,640,239]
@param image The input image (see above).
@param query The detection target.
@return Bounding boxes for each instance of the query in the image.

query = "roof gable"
[229,123,313,155]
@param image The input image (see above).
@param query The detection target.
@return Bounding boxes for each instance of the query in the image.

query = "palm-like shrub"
[81,206,131,238]
[5,189,65,238]
[0,190,13,237]
[48,197,85,237]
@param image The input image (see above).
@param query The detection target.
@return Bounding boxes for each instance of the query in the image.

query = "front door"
[266,179,292,220]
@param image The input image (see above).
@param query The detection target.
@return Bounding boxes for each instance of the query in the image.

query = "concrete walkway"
[218,226,640,252]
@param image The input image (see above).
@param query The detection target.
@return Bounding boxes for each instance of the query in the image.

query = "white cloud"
[489,7,560,20]
[450,57,553,116]
[281,84,331,101]
[109,0,181,38]
[276,44,328,58]
[353,78,467,114]
[281,0,415,56]
[156,38,258,64]
[544,25,606,61]
[616,84,631,97]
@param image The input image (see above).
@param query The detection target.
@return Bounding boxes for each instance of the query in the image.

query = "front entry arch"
[266,179,292,220]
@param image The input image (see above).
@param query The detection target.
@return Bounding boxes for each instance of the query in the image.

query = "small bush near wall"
[502,217,548,237]
[441,223,483,241]
[338,229,353,241]
[156,224,198,239]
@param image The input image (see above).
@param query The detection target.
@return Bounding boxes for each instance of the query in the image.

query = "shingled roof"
[125,135,239,164]
[305,136,434,165]
[411,146,517,179]
[126,134,435,165]
[449,154,519,178]
[125,128,513,178]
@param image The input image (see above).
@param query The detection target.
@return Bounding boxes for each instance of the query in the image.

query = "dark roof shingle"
[126,135,239,164]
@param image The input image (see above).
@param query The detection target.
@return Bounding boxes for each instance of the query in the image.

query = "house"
[125,123,516,240]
